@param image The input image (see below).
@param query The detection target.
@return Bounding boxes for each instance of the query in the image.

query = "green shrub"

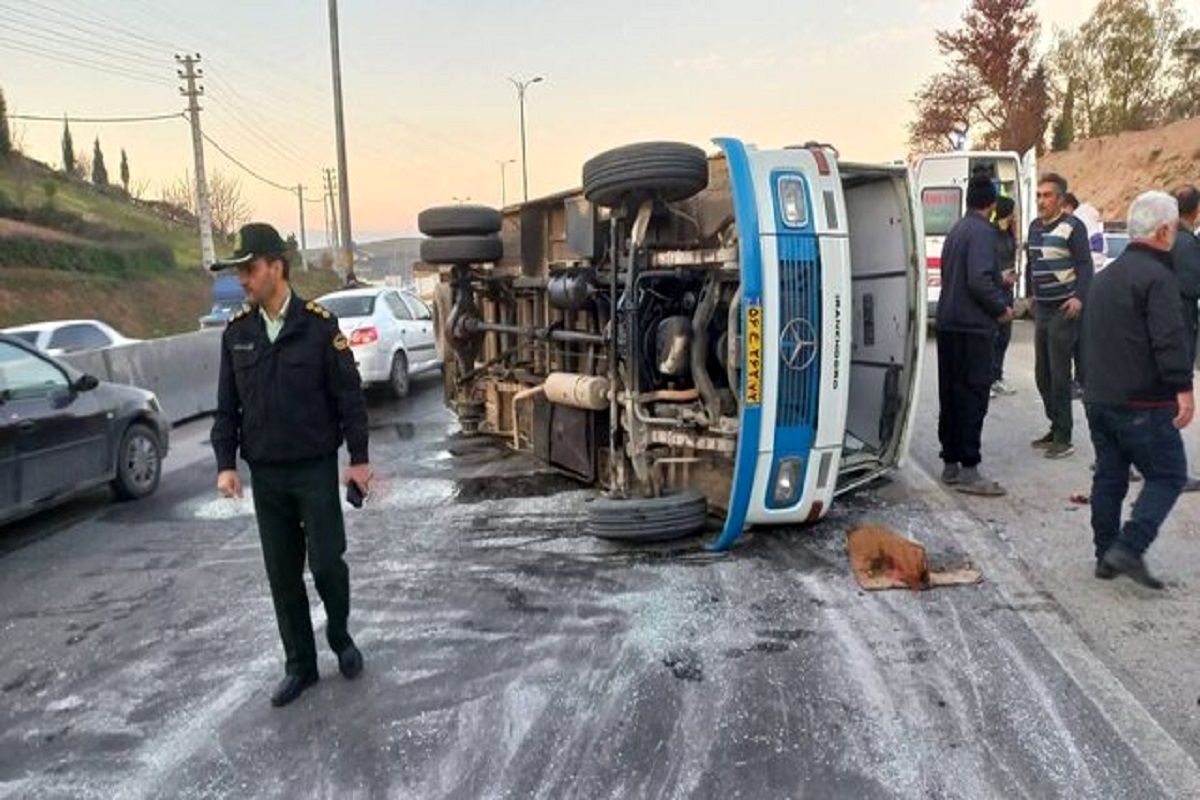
[0,236,176,276]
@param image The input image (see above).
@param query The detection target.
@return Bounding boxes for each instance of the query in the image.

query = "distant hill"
[1041,116,1200,224]
[0,154,338,337]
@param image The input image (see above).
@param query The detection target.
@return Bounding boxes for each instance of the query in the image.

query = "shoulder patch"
[228,303,254,324]
[305,301,333,320]
[333,332,349,351]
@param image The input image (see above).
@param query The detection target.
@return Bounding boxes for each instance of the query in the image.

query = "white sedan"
[2,319,139,356]
[316,288,441,397]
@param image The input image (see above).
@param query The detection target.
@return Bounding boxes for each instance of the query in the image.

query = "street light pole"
[327,0,355,284]
[508,76,543,203]
[496,158,515,207]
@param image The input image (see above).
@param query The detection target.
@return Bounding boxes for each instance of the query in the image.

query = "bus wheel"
[582,142,709,210]
[585,489,709,542]
[418,205,502,237]
[419,235,503,266]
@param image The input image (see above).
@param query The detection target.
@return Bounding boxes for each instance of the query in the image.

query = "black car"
[0,333,170,526]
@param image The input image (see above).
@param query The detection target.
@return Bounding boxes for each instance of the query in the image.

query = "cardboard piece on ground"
[847,524,982,592]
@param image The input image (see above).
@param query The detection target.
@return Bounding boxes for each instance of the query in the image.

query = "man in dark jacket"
[1027,174,1094,460]
[1084,192,1194,589]
[212,223,372,707]
[936,175,1014,495]
[1170,185,1200,362]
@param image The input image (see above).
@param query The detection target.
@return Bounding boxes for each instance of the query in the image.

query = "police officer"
[210,223,371,708]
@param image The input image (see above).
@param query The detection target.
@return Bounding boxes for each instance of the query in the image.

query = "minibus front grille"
[776,234,821,429]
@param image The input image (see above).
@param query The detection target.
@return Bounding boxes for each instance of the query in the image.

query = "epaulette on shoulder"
[229,303,254,324]
[305,300,333,321]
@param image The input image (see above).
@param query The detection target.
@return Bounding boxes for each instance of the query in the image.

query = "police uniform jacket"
[212,293,369,470]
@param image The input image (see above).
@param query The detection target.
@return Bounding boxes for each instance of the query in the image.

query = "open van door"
[836,163,926,492]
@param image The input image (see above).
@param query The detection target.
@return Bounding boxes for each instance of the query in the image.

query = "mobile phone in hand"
[346,481,366,509]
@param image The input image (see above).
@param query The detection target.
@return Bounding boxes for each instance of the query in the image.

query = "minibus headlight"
[773,457,805,506]
[777,176,808,228]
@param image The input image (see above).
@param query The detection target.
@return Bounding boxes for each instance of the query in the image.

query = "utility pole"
[326,0,355,284]
[321,185,334,265]
[497,158,515,207]
[176,54,215,270]
[324,168,340,252]
[508,76,543,203]
[295,184,309,271]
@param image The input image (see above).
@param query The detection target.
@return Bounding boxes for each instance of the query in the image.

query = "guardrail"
[61,329,222,424]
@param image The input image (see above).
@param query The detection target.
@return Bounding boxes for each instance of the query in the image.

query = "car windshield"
[8,331,38,345]
[1105,235,1130,259]
[319,295,376,318]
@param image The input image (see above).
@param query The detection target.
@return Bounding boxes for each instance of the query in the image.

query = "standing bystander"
[1084,192,1194,589]
[936,175,1014,495]
[1026,174,1093,459]
[991,196,1019,398]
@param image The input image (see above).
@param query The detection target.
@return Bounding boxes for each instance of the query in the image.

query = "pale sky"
[2,0,1115,246]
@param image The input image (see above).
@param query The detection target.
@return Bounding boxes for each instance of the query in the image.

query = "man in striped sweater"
[1025,173,1094,459]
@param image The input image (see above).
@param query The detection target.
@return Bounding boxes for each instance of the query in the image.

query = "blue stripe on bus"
[709,137,764,552]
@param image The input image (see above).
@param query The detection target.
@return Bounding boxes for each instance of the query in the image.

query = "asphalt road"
[2,335,1199,800]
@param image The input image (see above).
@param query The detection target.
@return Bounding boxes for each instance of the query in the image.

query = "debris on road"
[847,524,982,591]
[1070,493,1091,505]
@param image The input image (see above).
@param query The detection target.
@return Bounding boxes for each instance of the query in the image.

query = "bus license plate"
[745,302,763,406]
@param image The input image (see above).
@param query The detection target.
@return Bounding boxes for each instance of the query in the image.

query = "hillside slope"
[1041,116,1200,223]
[0,155,337,337]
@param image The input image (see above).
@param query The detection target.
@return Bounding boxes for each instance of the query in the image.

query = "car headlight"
[776,176,809,228]
[148,394,163,413]
[772,457,805,506]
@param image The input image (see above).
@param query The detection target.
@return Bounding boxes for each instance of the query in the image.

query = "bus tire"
[582,142,709,209]
[418,205,502,237]
[585,489,709,542]
[420,235,503,266]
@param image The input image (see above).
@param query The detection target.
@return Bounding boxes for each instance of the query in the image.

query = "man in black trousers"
[936,175,1014,496]
[211,223,372,707]
[1085,192,1194,589]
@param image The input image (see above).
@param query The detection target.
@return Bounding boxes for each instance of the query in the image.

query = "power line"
[202,73,319,166]
[201,130,299,194]
[0,3,170,70]
[6,112,184,124]
[0,35,174,87]
[13,0,184,52]
[0,26,170,80]
[206,96,310,168]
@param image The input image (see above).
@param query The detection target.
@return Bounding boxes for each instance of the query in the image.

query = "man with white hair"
[1083,191,1194,589]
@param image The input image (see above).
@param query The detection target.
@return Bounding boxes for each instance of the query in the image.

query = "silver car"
[316,288,441,397]
[2,319,139,356]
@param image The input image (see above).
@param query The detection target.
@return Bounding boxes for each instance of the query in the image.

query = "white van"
[421,138,926,550]
[915,150,1038,318]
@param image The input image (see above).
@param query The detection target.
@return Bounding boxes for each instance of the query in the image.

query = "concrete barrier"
[62,329,223,424]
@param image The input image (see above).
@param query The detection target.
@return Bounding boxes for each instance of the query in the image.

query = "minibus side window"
[921,187,962,236]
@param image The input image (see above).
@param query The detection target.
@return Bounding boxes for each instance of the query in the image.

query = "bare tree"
[131,177,151,201]
[908,69,985,152]
[161,169,251,235]
[160,172,194,212]
[72,148,91,182]
[209,171,251,235]
[909,0,1049,154]
[10,120,27,155]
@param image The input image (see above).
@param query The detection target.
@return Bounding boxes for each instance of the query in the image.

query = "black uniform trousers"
[249,455,352,677]
[937,329,994,468]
